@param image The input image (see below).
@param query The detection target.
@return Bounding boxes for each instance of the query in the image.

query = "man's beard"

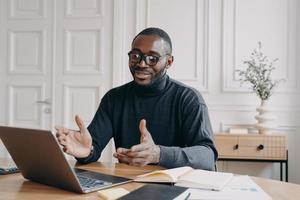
[130,66,166,86]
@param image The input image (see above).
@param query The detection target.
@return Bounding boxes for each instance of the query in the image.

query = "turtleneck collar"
[133,73,169,96]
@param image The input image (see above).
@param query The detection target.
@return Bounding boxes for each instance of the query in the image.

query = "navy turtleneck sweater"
[78,74,218,170]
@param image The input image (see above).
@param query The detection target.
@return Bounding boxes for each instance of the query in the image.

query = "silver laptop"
[0,126,132,193]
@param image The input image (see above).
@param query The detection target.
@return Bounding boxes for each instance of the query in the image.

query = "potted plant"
[236,42,284,134]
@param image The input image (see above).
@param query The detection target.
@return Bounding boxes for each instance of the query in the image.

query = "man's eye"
[147,56,158,63]
[130,54,140,60]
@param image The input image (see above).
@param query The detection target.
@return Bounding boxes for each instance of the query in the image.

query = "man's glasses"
[128,50,168,66]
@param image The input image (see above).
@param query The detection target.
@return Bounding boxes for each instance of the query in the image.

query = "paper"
[135,166,192,182]
[175,169,233,191]
[135,166,233,191]
[97,188,130,200]
[173,176,272,200]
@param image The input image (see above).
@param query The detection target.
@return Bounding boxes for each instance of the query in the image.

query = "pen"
[184,192,191,200]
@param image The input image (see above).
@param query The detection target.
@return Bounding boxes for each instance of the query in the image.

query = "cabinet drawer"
[263,136,286,159]
[238,136,265,158]
[215,135,239,157]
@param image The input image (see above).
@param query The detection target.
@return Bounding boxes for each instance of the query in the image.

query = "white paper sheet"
[173,176,272,200]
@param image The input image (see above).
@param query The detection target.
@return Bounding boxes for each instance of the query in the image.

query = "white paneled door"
[0,0,114,160]
[0,0,53,157]
[0,0,53,130]
[54,0,113,130]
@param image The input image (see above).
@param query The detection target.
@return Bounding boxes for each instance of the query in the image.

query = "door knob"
[36,99,51,105]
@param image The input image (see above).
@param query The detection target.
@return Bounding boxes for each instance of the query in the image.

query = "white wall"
[0,0,299,183]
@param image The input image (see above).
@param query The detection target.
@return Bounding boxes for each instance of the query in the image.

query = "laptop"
[0,126,132,193]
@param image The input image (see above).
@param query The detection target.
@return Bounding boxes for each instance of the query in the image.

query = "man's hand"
[113,119,160,166]
[55,115,92,158]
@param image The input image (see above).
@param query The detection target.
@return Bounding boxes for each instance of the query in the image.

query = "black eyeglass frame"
[128,50,170,67]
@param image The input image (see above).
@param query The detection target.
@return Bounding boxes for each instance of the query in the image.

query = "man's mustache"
[131,66,152,74]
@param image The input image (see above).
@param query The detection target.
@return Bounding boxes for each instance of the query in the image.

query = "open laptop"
[0,126,132,193]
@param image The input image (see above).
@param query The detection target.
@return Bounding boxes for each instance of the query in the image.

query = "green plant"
[236,42,284,100]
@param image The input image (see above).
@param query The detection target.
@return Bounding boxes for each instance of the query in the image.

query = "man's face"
[129,35,173,86]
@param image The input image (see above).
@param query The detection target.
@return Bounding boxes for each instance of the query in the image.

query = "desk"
[1,158,300,200]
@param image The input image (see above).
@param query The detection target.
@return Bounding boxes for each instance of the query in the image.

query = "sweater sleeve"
[76,93,113,164]
[158,96,218,170]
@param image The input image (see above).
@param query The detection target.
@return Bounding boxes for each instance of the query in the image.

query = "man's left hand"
[113,119,160,166]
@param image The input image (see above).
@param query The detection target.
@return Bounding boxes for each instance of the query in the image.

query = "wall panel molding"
[222,0,299,93]
[8,29,46,74]
[112,0,127,87]
[8,82,46,128]
[9,0,46,19]
[209,103,300,112]
[63,84,103,128]
[219,121,299,133]
[64,29,103,74]
[65,0,103,18]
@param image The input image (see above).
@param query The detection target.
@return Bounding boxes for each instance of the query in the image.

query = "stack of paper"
[174,176,272,200]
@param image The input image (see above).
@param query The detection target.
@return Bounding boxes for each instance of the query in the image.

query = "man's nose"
[137,58,147,68]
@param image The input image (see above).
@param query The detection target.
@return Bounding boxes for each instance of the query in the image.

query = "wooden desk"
[1,158,300,200]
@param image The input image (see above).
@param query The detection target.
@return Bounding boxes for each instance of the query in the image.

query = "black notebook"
[118,183,187,200]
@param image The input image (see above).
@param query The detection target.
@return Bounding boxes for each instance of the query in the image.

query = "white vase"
[255,100,277,134]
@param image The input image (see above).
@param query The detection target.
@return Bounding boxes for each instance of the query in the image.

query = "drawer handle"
[233,144,239,150]
[257,144,264,150]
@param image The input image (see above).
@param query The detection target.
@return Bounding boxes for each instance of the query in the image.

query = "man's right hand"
[55,115,92,158]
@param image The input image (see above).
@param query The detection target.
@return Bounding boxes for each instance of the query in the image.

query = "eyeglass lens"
[128,51,160,66]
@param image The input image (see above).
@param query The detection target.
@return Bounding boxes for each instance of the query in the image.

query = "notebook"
[118,184,187,200]
[134,166,234,191]
[0,126,131,193]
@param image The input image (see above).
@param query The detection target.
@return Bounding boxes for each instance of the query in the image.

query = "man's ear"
[165,55,174,69]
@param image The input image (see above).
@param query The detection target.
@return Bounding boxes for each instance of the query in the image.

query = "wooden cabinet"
[214,133,288,181]
[215,133,287,160]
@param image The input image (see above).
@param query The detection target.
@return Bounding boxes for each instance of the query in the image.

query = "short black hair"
[132,27,172,54]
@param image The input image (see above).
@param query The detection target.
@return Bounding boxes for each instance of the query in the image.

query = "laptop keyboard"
[77,175,111,189]
[0,167,20,175]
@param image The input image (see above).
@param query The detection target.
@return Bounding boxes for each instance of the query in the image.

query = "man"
[56,27,217,170]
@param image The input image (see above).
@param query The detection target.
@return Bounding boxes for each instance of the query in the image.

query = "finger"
[119,155,147,166]
[126,150,148,158]
[56,127,70,136]
[113,152,118,158]
[114,152,125,158]
[75,115,87,133]
[62,128,71,136]
[139,119,149,142]
[115,153,131,164]
[54,125,63,131]
[57,135,66,142]
[63,145,69,153]
[116,147,131,154]
[63,144,74,155]
[59,135,67,141]
[55,126,68,135]
[130,143,149,152]
[56,131,67,138]
[58,139,67,146]
[129,158,147,166]
[56,127,64,135]
[56,132,62,137]
[131,158,147,166]
[64,147,71,155]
